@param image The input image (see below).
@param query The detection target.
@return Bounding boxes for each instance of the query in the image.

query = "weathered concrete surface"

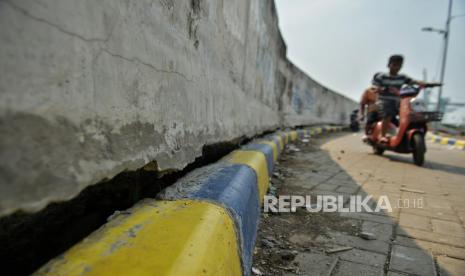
[253,133,465,275]
[0,0,356,216]
[279,63,356,126]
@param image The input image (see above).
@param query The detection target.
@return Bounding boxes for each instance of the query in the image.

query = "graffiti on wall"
[291,83,315,115]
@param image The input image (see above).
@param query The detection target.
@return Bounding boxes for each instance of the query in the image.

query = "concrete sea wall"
[0,0,356,216]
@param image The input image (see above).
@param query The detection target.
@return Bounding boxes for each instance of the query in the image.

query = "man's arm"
[372,73,382,87]
[404,75,442,87]
[371,72,386,93]
[413,80,442,87]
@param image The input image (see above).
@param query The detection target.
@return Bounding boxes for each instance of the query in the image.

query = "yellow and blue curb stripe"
[35,126,343,276]
[428,134,465,150]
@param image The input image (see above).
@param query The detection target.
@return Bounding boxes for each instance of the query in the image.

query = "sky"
[275,0,465,104]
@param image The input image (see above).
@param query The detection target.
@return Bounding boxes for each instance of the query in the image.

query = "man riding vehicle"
[372,55,441,143]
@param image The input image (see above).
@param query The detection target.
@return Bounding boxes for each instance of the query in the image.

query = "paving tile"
[401,206,459,222]
[340,212,395,225]
[309,189,351,198]
[389,245,435,275]
[457,211,465,223]
[396,226,465,248]
[314,183,339,191]
[387,271,408,276]
[305,174,333,184]
[360,184,383,194]
[336,186,359,194]
[284,252,335,276]
[437,255,465,276]
[334,248,386,268]
[423,197,453,210]
[394,236,465,259]
[398,212,431,231]
[322,178,353,186]
[368,192,402,204]
[255,133,465,276]
[454,204,465,213]
[332,173,354,181]
[333,260,383,276]
[315,232,390,255]
[339,182,361,189]
[379,184,405,193]
[431,219,465,238]
[451,201,465,209]
[287,180,320,190]
[367,208,400,220]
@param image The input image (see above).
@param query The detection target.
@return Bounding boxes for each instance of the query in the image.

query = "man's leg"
[366,111,378,135]
[381,116,391,138]
[365,112,370,134]
[380,97,395,142]
[365,115,372,135]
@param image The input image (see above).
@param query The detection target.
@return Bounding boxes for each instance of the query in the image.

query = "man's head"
[387,54,403,75]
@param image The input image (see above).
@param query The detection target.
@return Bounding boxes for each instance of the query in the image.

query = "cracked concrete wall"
[0,0,355,216]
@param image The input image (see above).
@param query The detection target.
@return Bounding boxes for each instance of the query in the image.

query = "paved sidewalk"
[252,132,465,276]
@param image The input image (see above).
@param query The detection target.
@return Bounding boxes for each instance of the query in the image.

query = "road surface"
[253,132,465,276]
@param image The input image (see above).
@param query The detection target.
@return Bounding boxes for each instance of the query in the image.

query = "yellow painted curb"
[35,200,241,276]
[274,135,284,150]
[225,150,269,202]
[289,131,298,142]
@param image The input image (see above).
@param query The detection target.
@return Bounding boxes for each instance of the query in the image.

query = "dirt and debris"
[252,135,365,275]
[326,257,339,276]
[253,131,465,275]
[399,187,425,194]
[359,232,377,240]
[286,144,301,153]
[326,246,353,254]
[252,267,264,275]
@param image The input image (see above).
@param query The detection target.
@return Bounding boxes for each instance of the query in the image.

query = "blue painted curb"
[36,125,344,276]
[159,125,343,275]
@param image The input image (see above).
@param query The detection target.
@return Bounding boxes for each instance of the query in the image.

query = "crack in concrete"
[5,0,194,89]
[5,1,114,43]
[102,49,194,82]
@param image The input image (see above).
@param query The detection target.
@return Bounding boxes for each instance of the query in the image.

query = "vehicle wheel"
[373,146,384,155]
[412,133,425,166]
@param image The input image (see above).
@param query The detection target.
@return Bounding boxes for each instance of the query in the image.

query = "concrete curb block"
[428,134,465,150]
[35,126,344,276]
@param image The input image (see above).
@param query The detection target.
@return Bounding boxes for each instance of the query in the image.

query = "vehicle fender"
[408,129,424,144]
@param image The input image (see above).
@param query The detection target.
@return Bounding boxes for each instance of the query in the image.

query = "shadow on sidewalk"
[253,132,462,275]
[386,153,465,177]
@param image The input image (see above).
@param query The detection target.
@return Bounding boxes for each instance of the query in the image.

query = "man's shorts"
[377,95,399,119]
[367,111,379,126]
